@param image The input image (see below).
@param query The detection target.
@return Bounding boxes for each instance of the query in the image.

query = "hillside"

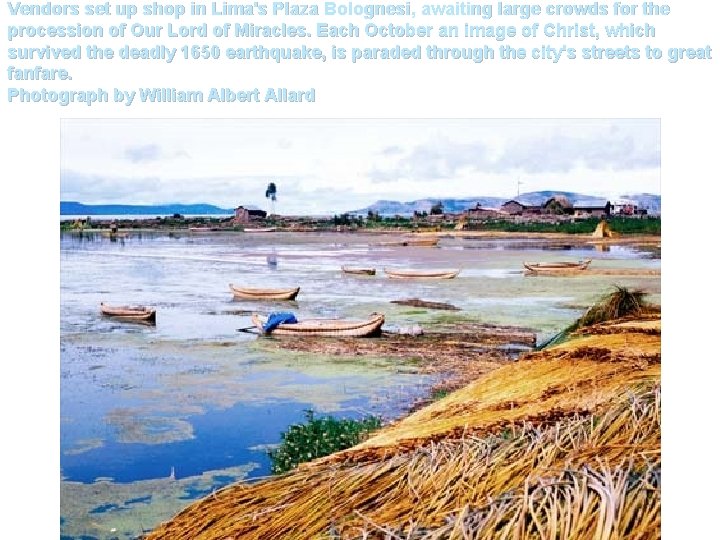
[60,202,235,216]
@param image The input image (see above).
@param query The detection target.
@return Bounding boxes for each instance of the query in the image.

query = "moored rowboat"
[252,313,385,337]
[229,284,300,300]
[523,260,592,273]
[384,268,460,279]
[341,266,376,276]
[402,237,439,247]
[243,227,277,233]
[100,302,156,323]
[378,238,440,247]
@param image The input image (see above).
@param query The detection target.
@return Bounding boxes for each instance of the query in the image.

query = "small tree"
[265,182,277,215]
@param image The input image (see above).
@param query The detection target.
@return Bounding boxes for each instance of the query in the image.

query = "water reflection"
[266,249,278,268]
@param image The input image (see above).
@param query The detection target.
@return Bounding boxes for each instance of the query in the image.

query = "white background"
[1,1,718,536]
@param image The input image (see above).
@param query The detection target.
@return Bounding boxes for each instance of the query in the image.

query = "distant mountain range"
[61,202,235,216]
[353,191,661,216]
[61,192,661,217]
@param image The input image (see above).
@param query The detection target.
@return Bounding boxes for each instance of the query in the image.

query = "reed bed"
[344,352,658,457]
[147,314,660,540]
[146,385,660,540]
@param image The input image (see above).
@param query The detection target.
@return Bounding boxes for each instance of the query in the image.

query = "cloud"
[368,128,660,183]
[379,145,403,156]
[493,131,660,173]
[369,138,489,182]
[124,144,162,163]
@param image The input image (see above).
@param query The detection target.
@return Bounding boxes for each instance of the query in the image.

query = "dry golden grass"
[146,316,661,540]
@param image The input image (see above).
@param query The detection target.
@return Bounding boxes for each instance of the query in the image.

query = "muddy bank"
[524,267,661,277]
[390,298,460,310]
[257,322,537,405]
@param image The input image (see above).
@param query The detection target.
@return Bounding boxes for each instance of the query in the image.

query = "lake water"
[60,231,660,539]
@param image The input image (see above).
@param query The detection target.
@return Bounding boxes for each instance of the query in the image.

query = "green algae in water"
[61,464,257,540]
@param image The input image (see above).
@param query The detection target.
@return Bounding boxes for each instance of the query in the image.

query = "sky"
[61,119,660,215]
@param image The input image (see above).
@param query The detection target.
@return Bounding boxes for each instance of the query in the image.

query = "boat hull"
[100,303,156,323]
[252,313,384,337]
[341,266,376,276]
[523,260,592,273]
[384,268,460,279]
[378,238,439,247]
[402,238,439,247]
[229,284,300,300]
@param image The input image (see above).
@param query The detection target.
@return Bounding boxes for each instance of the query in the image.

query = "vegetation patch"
[430,389,450,401]
[270,410,381,474]
[473,217,660,235]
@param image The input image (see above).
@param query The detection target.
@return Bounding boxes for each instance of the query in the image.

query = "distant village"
[63,195,655,232]
[232,195,651,230]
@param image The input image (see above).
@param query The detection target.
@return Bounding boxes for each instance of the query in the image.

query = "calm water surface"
[60,231,660,539]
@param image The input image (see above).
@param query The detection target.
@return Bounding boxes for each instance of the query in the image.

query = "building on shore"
[464,203,504,221]
[499,200,543,215]
[610,199,647,216]
[232,206,267,224]
[572,201,611,218]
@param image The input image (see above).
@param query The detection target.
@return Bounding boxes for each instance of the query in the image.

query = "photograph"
[60,118,661,539]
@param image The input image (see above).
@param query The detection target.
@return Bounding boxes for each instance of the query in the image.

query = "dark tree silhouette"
[265,182,277,201]
[265,182,277,214]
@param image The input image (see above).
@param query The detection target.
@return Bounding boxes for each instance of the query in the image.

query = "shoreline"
[61,227,661,244]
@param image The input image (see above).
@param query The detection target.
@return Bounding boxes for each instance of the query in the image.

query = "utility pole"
[517,180,522,198]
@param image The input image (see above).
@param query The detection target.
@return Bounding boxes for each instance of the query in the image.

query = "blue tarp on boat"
[263,312,298,333]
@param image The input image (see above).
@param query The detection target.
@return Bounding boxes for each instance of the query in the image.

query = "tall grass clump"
[270,410,382,474]
[540,286,650,349]
[575,286,648,328]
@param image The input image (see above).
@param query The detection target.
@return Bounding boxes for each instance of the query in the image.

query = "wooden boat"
[229,284,300,300]
[401,237,439,247]
[378,238,440,247]
[384,268,460,279]
[523,260,592,273]
[100,302,156,323]
[188,226,221,232]
[243,227,277,233]
[252,313,384,337]
[341,266,376,276]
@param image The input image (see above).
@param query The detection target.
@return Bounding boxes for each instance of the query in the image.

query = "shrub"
[270,410,382,474]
